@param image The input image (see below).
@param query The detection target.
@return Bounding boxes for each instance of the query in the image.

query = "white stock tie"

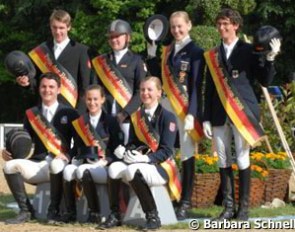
[90,118,97,128]
[224,47,229,59]
[44,108,52,122]
[145,110,152,121]
[54,45,62,59]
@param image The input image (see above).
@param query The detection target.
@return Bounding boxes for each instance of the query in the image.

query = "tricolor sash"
[29,43,78,108]
[92,55,132,108]
[161,45,204,142]
[26,107,68,156]
[131,107,181,201]
[204,47,265,146]
[72,115,106,158]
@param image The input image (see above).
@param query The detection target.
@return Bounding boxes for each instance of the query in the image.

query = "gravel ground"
[1,221,294,232]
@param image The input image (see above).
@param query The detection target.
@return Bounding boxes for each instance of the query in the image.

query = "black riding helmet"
[107,19,132,36]
[253,25,282,54]
[107,19,132,49]
[5,129,32,159]
[4,50,36,79]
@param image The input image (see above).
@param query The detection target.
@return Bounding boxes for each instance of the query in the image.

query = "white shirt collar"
[114,48,128,64]
[145,103,158,118]
[89,110,102,127]
[54,37,70,51]
[223,38,239,59]
[174,35,192,56]
[42,101,59,121]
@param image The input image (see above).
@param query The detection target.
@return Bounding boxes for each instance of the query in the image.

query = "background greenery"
[0,0,293,151]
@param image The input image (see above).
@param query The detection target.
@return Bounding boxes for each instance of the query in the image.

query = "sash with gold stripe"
[131,107,181,201]
[204,47,265,146]
[92,55,132,108]
[26,107,68,156]
[161,45,204,142]
[29,43,78,108]
[72,115,106,158]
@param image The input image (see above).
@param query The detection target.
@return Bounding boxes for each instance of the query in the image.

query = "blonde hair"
[141,76,162,91]
[50,9,71,27]
[170,11,192,25]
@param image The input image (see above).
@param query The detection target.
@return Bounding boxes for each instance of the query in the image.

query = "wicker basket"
[191,173,220,208]
[235,177,265,207]
[264,168,292,203]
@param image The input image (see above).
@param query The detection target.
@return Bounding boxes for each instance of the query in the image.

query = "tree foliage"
[186,0,256,25]
[0,0,294,123]
[253,0,295,83]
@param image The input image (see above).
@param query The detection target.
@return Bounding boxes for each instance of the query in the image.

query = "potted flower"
[251,152,292,202]
[191,154,220,208]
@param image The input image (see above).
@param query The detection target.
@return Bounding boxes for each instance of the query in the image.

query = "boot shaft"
[63,180,77,213]
[238,167,251,215]
[108,178,121,212]
[4,173,32,212]
[128,170,157,214]
[48,172,63,212]
[82,170,100,213]
[219,167,235,209]
[180,156,195,203]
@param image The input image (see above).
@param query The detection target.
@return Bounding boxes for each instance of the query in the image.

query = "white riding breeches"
[161,97,195,161]
[46,155,69,174]
[213,119,250,170]
[3,159,50,184]
[63,161,107,184]
[108,161,166,186]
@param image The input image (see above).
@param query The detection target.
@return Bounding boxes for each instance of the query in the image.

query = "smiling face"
[216,17,239,44]
[108,32,129,51]
[85,89,105,116]
[50,19,70,43]
[39,78,60,106]
[140,78,162,109]
[170,13,192,42]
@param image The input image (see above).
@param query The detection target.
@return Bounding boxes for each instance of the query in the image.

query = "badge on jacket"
[179,60,189,83]
[232,70,239,79]
[61,116,68,124]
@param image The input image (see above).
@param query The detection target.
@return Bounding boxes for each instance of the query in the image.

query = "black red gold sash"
[29,43,78,108]
[92,55,132,108]
[204,47,265,146]
[26,107,68,156]
[161,45,204,142]
[131,108,181,201]
[130,108,160,152]
[72,115,106,158]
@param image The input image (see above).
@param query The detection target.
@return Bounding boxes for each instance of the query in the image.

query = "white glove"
[203,121,213,139]
[184,114,194,131]
[123,150,150,164]
[266,38,281,61]
[147,41,157,58]
[97,159,108,167]
[114,145,126,159]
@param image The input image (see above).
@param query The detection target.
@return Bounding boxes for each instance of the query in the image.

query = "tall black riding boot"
[236,167,251,221]
[47,172,63,223]
[4,173,35,224]
[82,170,101,224]
[176,156,195,220]
[129,170,161,230]
[214,167,236,220]
[61,179,76,223]
[99,178,122,229]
